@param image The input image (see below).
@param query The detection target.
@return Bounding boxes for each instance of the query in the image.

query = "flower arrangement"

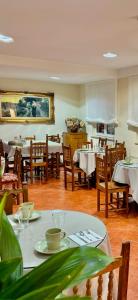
[65,117,86,132]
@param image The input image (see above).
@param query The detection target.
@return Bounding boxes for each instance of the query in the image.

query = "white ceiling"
[0,0,138,84]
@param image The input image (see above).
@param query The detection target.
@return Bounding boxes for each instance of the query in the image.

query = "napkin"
[68,229,103,246]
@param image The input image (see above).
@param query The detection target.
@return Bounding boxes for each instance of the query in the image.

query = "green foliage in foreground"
[0,193,113,299]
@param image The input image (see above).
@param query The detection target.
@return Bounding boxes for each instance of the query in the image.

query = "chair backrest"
[99,137,107,147]
[48,134,60,143]
[105,146,126,178]
[0,182,28,214]
[0,139,4,157]
[30,140,48,162]
[13,148,22,181]
[78,140,93,149]
[96,155,108,187]
[62,144,73,167]
[115,140,125,149]
[72,241,130,300]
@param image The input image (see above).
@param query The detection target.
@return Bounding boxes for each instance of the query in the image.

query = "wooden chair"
[72,241,130,300]
[0,148,22,189]
[30,139,48,183]
[48,152,60,178]
[105,146,126,179]
[48,134,60,143]
[0,148,22,204]
[99,137,107,147]
[47,134,61,175]
[62,144,86,191]
[115,140,125,149]
[96,155,129,218]
[78,140,93,149]
[0,182,28,214]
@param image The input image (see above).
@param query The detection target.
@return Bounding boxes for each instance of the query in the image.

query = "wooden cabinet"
[63,132,87,153]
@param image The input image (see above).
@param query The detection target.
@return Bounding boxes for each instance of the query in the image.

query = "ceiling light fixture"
[48,76,60,80]
[103,52,118,58]
[0,34,14,43]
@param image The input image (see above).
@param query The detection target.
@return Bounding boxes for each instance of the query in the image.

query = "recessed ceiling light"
[48,76,60,80]
[0,34,14,43]
[103,52,118,58]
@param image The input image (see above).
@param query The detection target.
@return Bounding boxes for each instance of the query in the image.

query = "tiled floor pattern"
[26,171,138,299]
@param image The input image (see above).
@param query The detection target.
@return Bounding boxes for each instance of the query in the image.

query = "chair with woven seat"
[72,241,130,300]
[30,139,48,183]
[0,148,22,204]
[48,152,60,178]
[47,134,61,176]
[96,154,129,218]
[63,144,86,191]
[105,146,126,179]
[0,148,22,189]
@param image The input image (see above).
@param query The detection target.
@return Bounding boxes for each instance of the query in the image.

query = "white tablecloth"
[1,157,5,175]
[112,160,138,204]
[3,140,62,158]
[73,149,104,176]
[9,210,110,269]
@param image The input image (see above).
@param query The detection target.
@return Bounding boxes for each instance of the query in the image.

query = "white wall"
[0,78,80,140]
[116,78,138,156]
[80,78,138,156]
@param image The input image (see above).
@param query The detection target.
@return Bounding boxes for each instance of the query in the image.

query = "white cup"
[45,228,66,250]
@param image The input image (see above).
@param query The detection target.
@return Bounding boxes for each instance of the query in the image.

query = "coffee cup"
[45,228,66,250]
[20,202,34,219]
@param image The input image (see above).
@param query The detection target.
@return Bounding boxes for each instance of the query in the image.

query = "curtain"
[85,80,118,124]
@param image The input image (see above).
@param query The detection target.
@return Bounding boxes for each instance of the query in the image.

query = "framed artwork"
[0,91,55,123]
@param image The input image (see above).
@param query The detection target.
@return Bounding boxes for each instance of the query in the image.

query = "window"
[96,123,115,136]
[96,123,104,134]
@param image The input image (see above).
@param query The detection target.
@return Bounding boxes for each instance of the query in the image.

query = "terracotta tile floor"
[26,170,138,299]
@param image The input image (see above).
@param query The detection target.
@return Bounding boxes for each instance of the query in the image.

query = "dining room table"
[9,209,111,270]
[9,209,117,299]
[3,140,62,159]
[73,147,104,176]
[112,158,138,204]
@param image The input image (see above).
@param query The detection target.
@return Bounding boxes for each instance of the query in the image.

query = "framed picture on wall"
[0,91,55,123]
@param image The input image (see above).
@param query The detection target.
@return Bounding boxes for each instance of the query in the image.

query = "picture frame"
[0,91,55,124]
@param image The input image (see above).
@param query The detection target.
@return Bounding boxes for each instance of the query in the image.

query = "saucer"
[14,211,41,221]
[35,238,70,254]
[123,162,133,165]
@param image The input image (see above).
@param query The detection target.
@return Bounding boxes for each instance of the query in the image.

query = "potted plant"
[0,193,113,299]
[65,118,86,133]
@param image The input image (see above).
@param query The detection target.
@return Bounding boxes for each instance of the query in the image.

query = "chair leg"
[72,173,75,191]
[124,190,129,216]
[30,167,33,184]
[97,189,100,211]
[64,169,67,189]
[105,192,108,218]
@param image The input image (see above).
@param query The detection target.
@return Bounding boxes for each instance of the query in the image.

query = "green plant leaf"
[0,192,23,287]
[0,246,113,299]
[0,257,21,291]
